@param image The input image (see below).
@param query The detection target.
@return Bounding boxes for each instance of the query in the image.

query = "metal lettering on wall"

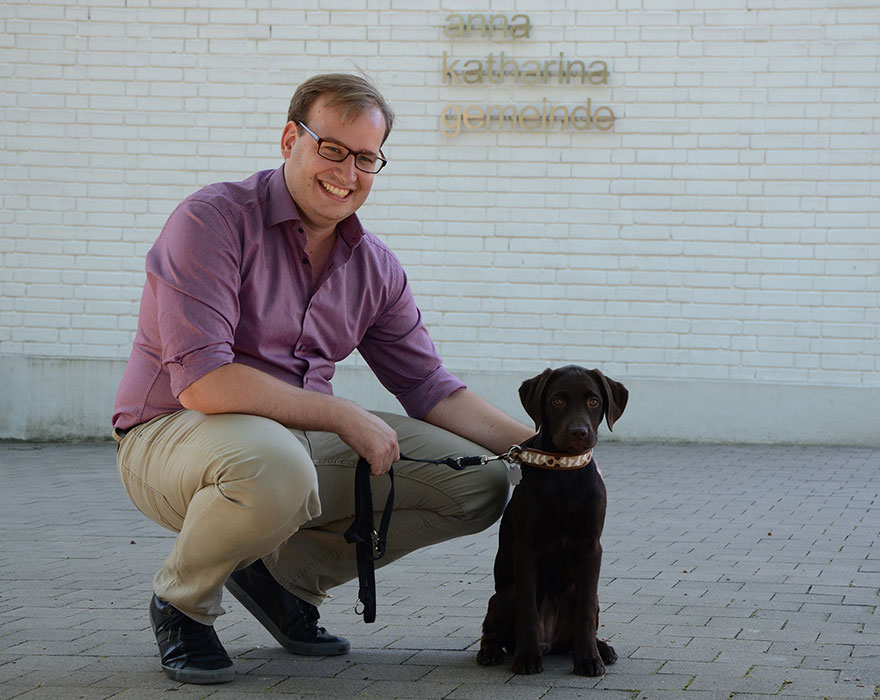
[439,14,616,137]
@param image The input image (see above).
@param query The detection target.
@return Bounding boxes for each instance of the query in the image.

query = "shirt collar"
[266,164,365,249]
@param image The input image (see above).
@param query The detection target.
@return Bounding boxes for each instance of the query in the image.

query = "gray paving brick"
[544,690,635,700]
[5,689,119,700]
[2,442,879,699]
[0,662,30,686]
[358,679,461,697]
[729,695,869,700]
[0,685,38,700]
[596,670,692,692]
[277,675,376,695]
[204,691,304,700]
[448,681,553,699]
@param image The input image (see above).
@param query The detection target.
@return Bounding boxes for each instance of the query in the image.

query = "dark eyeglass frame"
[296,121,388,174]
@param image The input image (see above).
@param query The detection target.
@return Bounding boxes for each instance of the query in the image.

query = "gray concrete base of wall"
[1,355,877,446]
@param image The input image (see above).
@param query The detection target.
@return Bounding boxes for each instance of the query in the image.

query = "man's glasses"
[297,121,387,174]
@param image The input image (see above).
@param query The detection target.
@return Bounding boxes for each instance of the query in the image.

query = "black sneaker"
[149,595,235,684]
[225,559,350,656]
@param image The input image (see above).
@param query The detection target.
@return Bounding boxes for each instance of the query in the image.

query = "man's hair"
[287,73,394,145]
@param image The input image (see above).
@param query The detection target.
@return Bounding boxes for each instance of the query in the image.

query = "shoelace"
[287,598,328,635]
[300,600,319,626]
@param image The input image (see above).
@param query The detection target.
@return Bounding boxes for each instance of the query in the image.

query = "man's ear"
[591,369,628,431]
[518,368,554,429]
[280,121,299,159]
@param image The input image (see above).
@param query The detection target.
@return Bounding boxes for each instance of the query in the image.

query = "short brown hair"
[287,73,394,144]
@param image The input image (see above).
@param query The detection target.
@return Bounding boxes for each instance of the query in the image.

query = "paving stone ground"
[0,441,878,699]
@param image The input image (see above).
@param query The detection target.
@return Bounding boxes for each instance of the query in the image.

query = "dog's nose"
[569,427,589,440]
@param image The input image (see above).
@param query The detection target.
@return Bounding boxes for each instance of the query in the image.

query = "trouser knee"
[456,461,510,534]
[214,444,321,530]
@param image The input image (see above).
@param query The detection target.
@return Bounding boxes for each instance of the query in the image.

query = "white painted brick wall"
[2,0,879,393]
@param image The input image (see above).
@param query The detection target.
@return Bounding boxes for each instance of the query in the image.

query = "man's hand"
[335,405,399,475]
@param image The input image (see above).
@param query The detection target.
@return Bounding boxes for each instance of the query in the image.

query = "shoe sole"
[161,664,235,684]
[225,578,350,656]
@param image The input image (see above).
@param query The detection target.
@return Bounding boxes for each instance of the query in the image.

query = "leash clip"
[503,444,523,465]
[370,529,382,559]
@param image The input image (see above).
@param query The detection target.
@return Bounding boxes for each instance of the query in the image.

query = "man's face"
[281,94,386,236]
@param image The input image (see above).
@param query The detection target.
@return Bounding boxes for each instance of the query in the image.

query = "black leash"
[343,458,394,623]
[398,451,505,470]
[343,450,508,623]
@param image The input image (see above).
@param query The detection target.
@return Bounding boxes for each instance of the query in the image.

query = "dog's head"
[519,365,628,453]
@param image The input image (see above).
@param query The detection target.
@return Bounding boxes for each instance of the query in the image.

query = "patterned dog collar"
[508,446,594,471]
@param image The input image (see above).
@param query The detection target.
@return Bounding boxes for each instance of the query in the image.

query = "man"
[113,73,532,684]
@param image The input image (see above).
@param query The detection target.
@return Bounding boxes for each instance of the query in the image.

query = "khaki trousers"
[115,409,509,625]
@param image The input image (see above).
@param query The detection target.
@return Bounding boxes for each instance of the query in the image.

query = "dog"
[476,365,628,676]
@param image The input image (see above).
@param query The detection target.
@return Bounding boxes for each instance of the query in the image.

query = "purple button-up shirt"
[113,166,464,430]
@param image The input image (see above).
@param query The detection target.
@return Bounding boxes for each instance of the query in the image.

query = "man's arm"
[179,363,400,474]
[422,388,534,456]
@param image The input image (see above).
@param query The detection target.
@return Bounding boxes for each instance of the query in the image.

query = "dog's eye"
[588,398,600,408]
[551,397,565,407]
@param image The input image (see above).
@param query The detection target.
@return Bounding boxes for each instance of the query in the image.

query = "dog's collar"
[507,446,594,471]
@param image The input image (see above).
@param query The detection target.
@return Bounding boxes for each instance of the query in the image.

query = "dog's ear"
[592,369,629,431]
[519,368,554,429]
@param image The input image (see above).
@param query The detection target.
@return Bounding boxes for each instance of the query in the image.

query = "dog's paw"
[476,645,505,667]
[572,655,605,677]
[512,651,544,675]
[598,639,617,665]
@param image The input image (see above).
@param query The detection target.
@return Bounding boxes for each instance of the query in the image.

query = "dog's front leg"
[572,537,606,676]
[476,590,508,666]
[511,544,543,674]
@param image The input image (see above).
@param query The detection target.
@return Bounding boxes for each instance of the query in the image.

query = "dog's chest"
[516,467,604,512]
[505,468,606,562]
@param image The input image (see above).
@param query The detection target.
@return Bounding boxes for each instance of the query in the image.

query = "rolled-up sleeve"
[357,264,465,419]
[146,198,241,397]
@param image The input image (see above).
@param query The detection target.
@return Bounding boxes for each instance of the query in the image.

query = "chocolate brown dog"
[476,365,628,676]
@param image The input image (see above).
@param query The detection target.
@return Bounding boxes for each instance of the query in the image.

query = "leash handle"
[343,458,394,623]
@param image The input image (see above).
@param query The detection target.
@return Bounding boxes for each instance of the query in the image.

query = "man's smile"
[320,181,351,199]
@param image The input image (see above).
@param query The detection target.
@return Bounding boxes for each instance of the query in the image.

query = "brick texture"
[1,0,878,386]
